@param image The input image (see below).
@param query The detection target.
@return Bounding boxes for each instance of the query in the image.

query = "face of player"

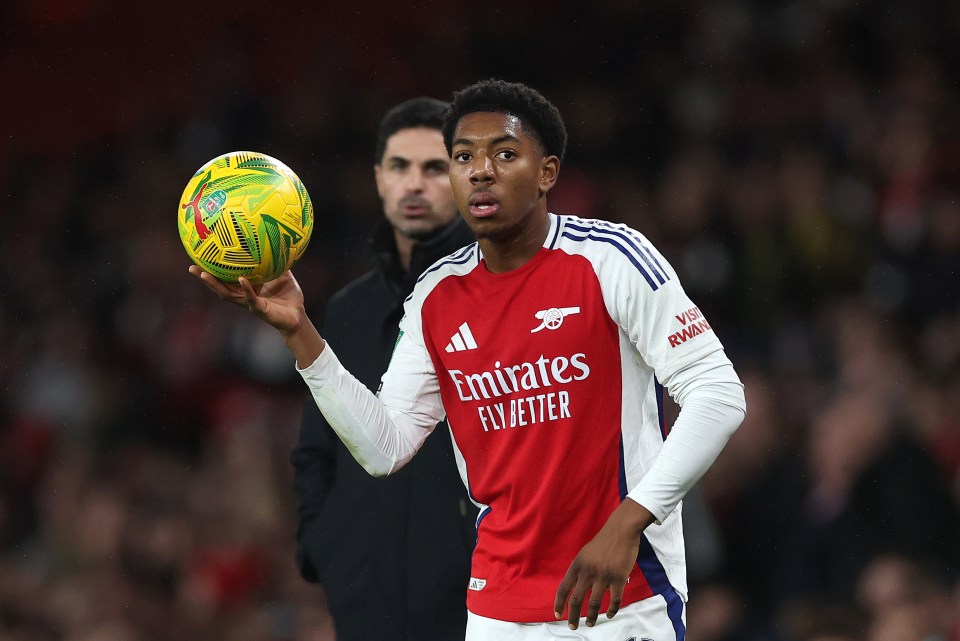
[449,112,559,248]
[375,127,458,243]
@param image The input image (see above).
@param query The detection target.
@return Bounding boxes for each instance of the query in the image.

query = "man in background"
[290,97,476,641]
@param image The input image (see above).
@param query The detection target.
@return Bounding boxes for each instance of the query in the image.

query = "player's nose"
[468,155,494,184]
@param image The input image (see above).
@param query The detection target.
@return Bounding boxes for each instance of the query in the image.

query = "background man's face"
[375,127,458,241]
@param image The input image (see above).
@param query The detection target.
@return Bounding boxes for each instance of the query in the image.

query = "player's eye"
[453,151,472,162]
[496,150,517,160]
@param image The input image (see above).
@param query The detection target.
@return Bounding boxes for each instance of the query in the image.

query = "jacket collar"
[371,216,474,298]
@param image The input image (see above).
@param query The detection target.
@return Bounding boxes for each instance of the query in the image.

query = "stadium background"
[1,1,959,639]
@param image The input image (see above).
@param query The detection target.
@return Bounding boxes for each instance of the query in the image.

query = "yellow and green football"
[178,151,314,283]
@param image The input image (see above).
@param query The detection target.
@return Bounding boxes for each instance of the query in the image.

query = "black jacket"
[291,216,477,641]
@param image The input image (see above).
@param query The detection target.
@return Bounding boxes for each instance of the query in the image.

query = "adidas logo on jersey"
[468,577,486,591]
[445,322,478,353]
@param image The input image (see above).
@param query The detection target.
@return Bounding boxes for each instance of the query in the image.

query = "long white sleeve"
[296,343,442,476]
[626,354,746,523]
[577,217,747,523]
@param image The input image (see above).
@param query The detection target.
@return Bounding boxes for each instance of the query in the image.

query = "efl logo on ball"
[178,151,314,283]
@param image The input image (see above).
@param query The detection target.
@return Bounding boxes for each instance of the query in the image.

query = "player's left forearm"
[627,366,745,523]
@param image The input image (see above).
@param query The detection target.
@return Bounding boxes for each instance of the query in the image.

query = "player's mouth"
[468,191,500,218]
[400,196,431,217]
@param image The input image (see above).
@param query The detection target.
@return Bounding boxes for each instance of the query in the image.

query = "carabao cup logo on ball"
[178,151,314,283]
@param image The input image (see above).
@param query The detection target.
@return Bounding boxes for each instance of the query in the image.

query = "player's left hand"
[553,499,654,630]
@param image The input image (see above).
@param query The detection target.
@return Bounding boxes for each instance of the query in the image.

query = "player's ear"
[539,155,560,196]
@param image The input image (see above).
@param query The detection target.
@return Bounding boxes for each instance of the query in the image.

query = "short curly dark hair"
[442,79,567,161]
[374,97,450,164]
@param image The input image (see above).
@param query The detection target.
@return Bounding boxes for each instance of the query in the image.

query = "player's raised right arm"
[188,266,439,476]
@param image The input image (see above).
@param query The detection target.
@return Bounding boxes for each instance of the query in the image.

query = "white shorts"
[465,593,686,641]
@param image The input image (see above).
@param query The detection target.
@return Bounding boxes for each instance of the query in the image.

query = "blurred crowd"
[2,1,959,640]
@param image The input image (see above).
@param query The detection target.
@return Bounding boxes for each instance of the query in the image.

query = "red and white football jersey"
[301,213,743,629]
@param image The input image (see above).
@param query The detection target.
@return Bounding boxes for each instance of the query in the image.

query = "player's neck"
[479,211,550,274]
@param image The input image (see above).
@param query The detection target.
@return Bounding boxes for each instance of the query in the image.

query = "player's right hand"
[189,266,326,368]
[188,266,305,335]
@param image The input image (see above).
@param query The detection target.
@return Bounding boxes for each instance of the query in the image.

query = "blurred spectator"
[857,555,955,641]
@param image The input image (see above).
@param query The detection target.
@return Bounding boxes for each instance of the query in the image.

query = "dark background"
[1,1,959,639]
